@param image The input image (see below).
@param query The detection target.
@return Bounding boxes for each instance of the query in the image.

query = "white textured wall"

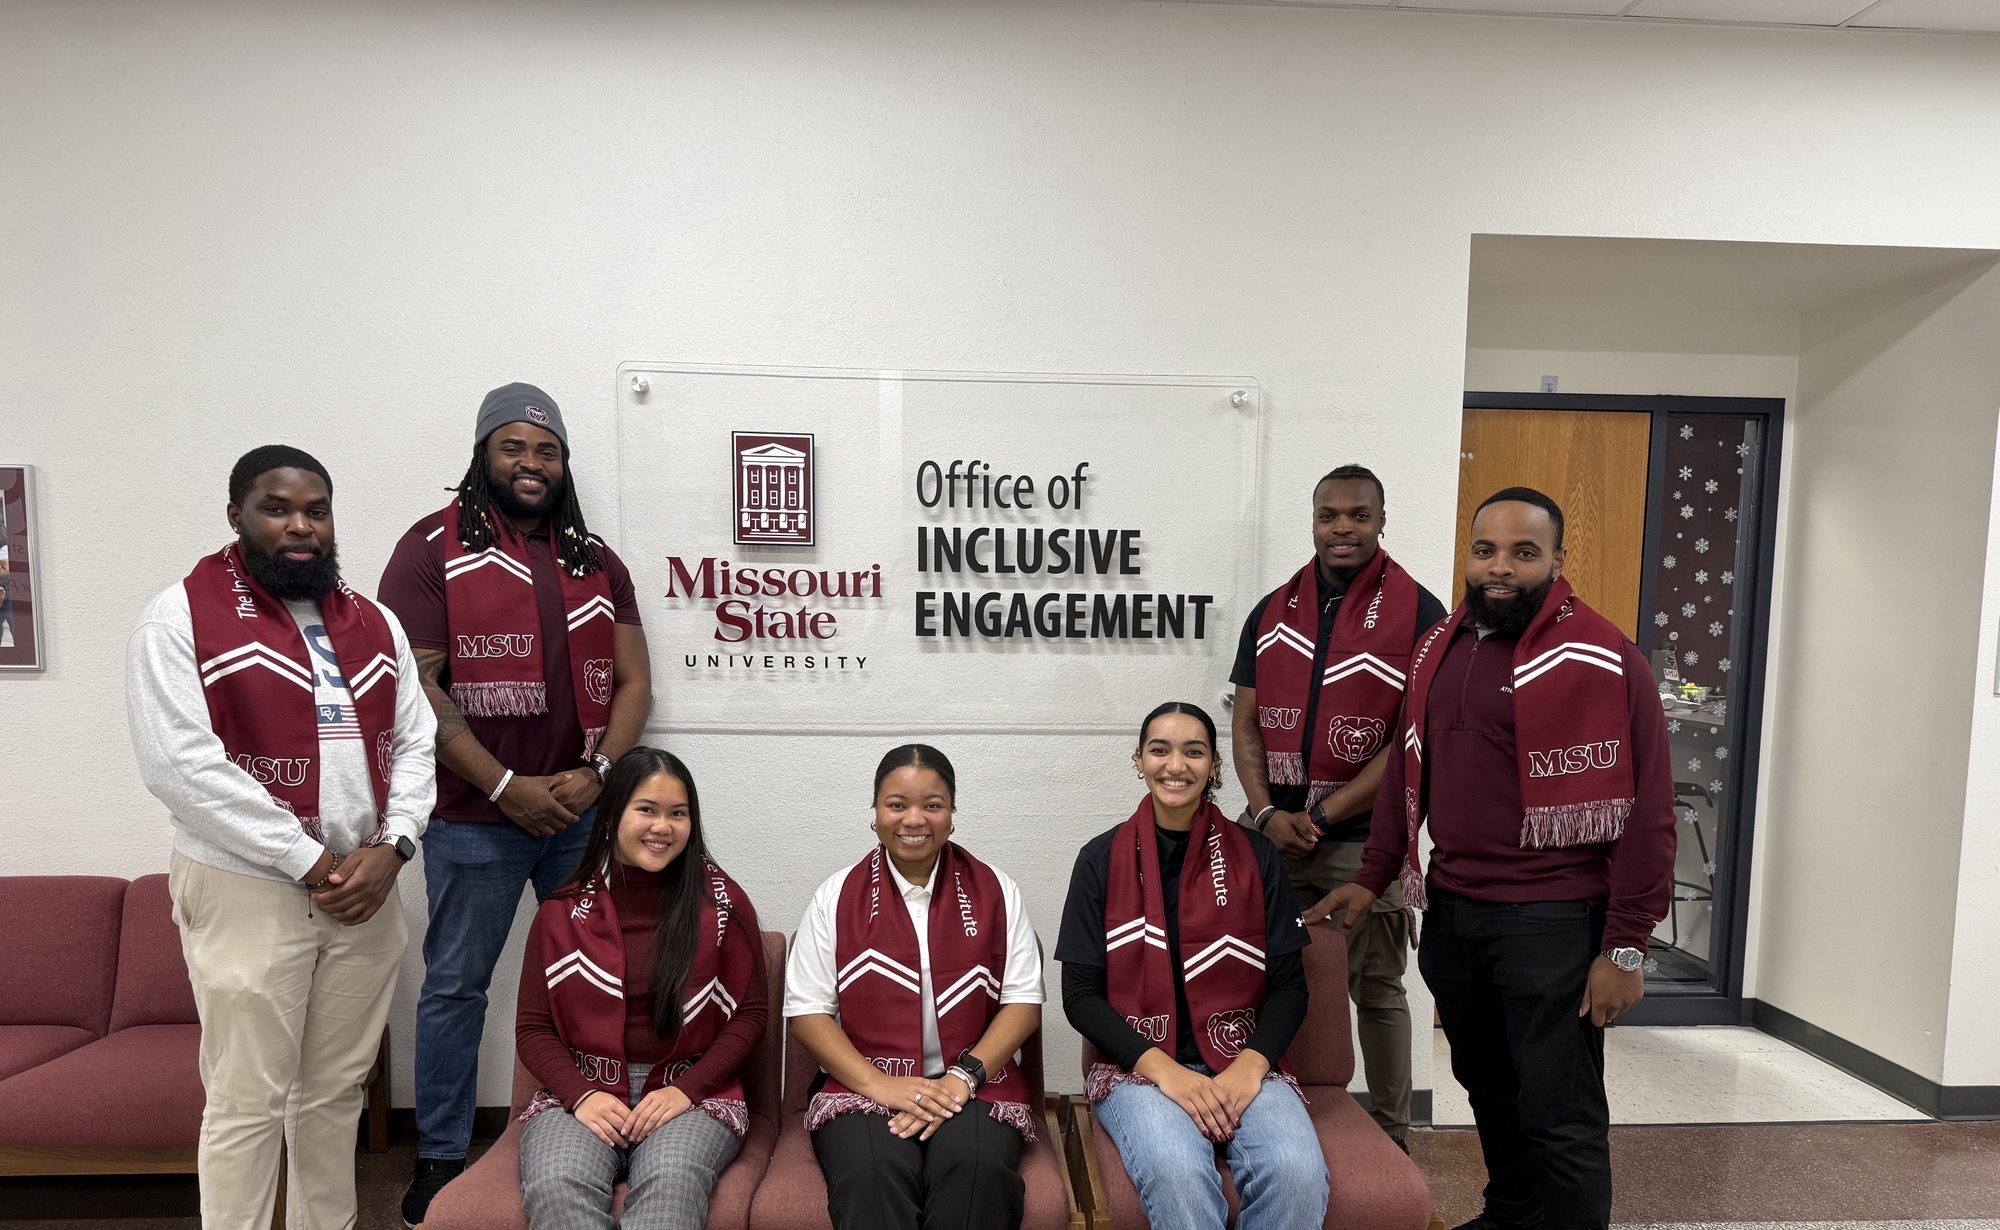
[1759,265,2000,1083]
[7,0,2000,1103]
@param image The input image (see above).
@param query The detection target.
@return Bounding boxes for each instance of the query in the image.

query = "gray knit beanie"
[475,383,568,450]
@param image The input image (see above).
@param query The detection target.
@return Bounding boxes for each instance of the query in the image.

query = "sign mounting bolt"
[630,375,650,396]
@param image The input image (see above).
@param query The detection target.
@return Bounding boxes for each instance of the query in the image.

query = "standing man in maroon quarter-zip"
[1312,487,1675,1230]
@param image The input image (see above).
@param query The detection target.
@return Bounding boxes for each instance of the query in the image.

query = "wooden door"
[1455,409,1651,640]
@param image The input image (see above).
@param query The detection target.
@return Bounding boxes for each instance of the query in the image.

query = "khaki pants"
[169,852,407,1230]
[1287,839,1412,1139]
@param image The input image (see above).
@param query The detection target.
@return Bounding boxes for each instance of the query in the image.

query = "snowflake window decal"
[1708,621,1724,636]
[1716,747,1729,761]
[1709,779,1724,793]
[1724,508,1738,522]
[1704,479,1719,494]
[1684,650,1700,665]
[1667,719,1681,733]
[1681,425,1695,440]
[1721,572,1735,586]
[1688,758,1704,773]
[1694,569,1708,584]
[1654,612,1669,627]
[1682,603,1697,617]
[1679,466,1693,480]
[1681,505,1695,519]
[1737,442,1752,456]
[1663,555,1677,569]
[1694,538,1710,553]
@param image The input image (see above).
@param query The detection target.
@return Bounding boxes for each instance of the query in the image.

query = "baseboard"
[1351,1089,1435,1127]
[1749,998,2000,1120]
[385,1107,514,1149]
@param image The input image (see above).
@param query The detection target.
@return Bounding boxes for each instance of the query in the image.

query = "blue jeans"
[1095,1064,1328,1230]
[415,814,592,1159]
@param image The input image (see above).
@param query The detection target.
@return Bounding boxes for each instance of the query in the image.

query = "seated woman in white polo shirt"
[784,743,1043,1230]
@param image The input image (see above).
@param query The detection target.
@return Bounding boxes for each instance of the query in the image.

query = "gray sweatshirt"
[127,581,437,883]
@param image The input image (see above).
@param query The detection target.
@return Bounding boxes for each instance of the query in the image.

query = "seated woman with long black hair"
[513,746,767,1230]
[1057,701,1329,1229]
[784,743,1044,1230]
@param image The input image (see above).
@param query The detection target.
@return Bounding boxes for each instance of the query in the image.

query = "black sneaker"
[401,1156,465,1228]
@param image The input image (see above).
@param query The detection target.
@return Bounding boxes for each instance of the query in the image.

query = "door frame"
[1462,392,1786,1026]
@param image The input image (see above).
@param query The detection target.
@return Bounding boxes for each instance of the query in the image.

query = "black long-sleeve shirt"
[1057,822,1309,1071]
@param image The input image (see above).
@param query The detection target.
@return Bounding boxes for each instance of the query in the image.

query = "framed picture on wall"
[1,465,44,671]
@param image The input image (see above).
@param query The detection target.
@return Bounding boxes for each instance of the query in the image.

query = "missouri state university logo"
[582,658,614,705]
[1259,706,1302,732]
[1528,740,1621,778]
[733,431,816,546]
[1125,1014,1170,1044]
[524,405,551,426]
[1206,1009,1258,1059]
[1326,715,1387,764]
[455,633,534,659]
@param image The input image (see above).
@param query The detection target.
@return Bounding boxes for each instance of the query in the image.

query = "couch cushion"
[0,1025,96,1082]
[0,876,127,1033]
[0,1024,203,1151]
[109,874,198,1030]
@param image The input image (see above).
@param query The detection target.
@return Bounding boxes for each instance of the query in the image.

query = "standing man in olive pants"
[1229,464,1446,1149]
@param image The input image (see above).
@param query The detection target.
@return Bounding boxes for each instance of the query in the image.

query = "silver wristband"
[488,769,515,803]
[1246,804,1277,831]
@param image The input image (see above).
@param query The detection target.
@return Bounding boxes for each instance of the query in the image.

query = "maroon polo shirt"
[1356,621,1677,951]
[377,508,642,823]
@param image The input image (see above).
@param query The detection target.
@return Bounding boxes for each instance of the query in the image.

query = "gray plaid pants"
[519,1104,741,1230]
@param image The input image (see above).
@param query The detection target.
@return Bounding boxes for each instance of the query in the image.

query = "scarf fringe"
[518,1088,564,1125]
[517,1089,748,1140]
[805,1091,1035,1141]
[451,680,549,717]
[1306,781,1341,810]
[700,1097,750,1139]
[1085,1061,1307,1108]
[583,725,606,762]
[1266,752,1306,786]
[1520,799,1633,849]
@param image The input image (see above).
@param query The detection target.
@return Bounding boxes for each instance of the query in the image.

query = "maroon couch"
[749,1002,1083,1229]
[423,930,789,1230]
[1073,929,1433,1229]
[0,874,205,1174]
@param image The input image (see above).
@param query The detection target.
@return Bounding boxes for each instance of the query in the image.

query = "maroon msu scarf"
[1253,550,1419,807]
[808,843,1035,1141]
[437,500,615,759]
[1398,576,1635,910]
[1089,798,1297,1103]
[519,860,758,1137]
[184,544,397,844]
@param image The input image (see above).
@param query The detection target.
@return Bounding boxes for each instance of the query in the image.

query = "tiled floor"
[1432,1025,1926,1126]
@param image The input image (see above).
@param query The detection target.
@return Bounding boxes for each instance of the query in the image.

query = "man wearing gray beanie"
[378,382,653,1226]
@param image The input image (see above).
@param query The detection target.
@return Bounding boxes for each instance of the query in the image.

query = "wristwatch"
[391,835,417,863]
[952,1050,987,1092]
[591,753,614,783]
[1602,946,1644,972]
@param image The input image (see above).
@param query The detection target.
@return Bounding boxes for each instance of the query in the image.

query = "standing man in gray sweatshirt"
[127,445,436,1230]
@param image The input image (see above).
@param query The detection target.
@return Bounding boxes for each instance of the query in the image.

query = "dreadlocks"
[452,446,604,578]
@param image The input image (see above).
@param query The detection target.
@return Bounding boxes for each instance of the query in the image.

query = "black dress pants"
[1418,886,1612,1230]
[811,1105,1025,1230]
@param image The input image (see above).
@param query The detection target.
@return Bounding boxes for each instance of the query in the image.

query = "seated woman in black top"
[1056,701,1328,1230]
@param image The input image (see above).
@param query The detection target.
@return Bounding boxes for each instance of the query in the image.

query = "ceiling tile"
[1848,0,2000,30]
[1396,0,1632,14]
[1626,0,1874,23]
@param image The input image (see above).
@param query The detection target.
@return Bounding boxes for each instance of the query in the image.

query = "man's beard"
[488,467,565,523]
[1463,574,1554,638]
[242,537,342,601]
